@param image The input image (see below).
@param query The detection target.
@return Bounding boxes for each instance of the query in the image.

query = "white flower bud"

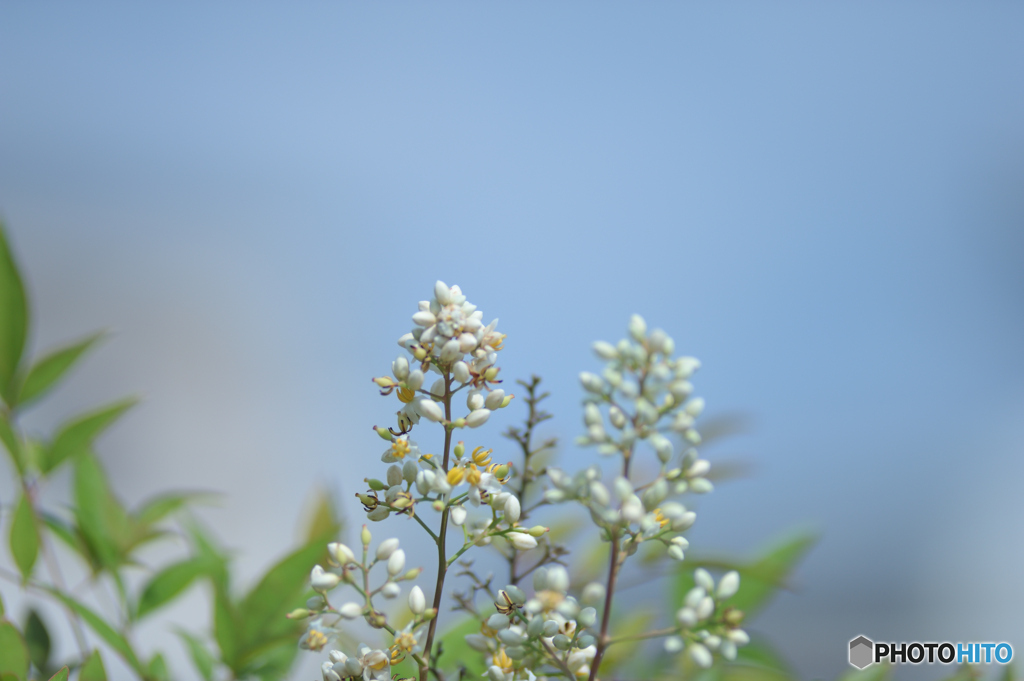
[412,311,437,327]
[429,378,445,398]
[685,586,707,608]
[636,398,658,425]
[581,582,606,606]
[465,634,490,652]
[467,391,485,411]
[508,532,538,551]
[613,476,634,502]
[696,595,715,620]
[338,601,364,619]
[453,361,471,383]
[676,356,701,378]
[579,372,604,393]
[310,565,341,592]
[408,585,426,614]
[721,640,737,660]
[440,339,462,362]
[450,505,467,525]
[386,465,403,487]
[665,636,685,653]
[728,629,750,646]
[381,582,401,599]
[689,642,713,668]
[690,478,714,494]
[589,481,610,507]
[621,495,644,523]
[415,470,435,495]
[717,571,740,599]
[650,434,673,463]
[676,606,697,627]
[642,479,669,510]
[485,389,505,410]
[406,370,424,390]
[546,565,570,592]
[688,459,711,477]
[434,280,451,305]
[592,341,618,359]
[322,661,341,681]
[367,506,389,522]
[685,397,705,417]
[402,460,419,484]
[466,409,491,428]
[608,405,626,429]
[629,314,647,341]
[577,607,597,628]
[673,511,697,531]
[328,542,356,566]
[667,544,686,561]
[417,399,444,422]
[583,402,603,427]
[671,536,690,550]
[376,538,400,560]
[392,356,410,381]
[486,613,510,630]
[458,333,478,353]
[504,495,521,523]
[380,550,405,578]
[694,568,714,591]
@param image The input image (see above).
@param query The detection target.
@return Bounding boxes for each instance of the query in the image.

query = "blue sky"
[2,3,1023,679]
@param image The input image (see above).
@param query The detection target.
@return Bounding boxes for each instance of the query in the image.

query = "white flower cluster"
[463,566,601,681]
[294,529,430,680]
[664,568,749,668]
[373,281,512,435]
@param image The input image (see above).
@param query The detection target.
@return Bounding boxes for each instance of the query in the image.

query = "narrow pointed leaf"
[45,399,136,473]
[135,492,216,527]
[146,653,169,681]
[0,222,28,406]
[73,453,122,569]
[0,417,23,474]
[237,536,332,649]
[175,629,216,681]
[18,333,104,407]
[47,667,69,681]
[136,557,213,619]
[24,610,50,673]
[10,493,39,579]
[44,589,142,673]
[0,620,30,680]
[79,649,107,681]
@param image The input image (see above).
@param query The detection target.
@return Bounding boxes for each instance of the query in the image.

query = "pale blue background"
[1,3,1023,680]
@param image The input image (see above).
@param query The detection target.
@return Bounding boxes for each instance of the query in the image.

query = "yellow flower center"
[397,387,415,403]
[306,629,328,651]
[390,439,411,459]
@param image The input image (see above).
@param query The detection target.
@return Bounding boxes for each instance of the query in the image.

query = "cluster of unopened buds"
[292,528,430,679]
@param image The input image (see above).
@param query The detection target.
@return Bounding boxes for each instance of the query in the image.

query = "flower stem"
[420,370,453,681]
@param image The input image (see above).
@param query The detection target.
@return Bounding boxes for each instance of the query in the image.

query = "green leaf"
[0,619,30,681]
[136,557,213,620]
[23,610,50,673]
[146,653,169,681]
[237,536,331,653]
[9,493,39,579]
[0,591,4,615]
[135,492,215,527]
[44,399,137,474]
[0,417,23,475]
[213,591,239,668]
[729,531,817,616]
[44,589,142,673]
[0,222,29,407]
[47,667,69,681]
[18,333,103,407]
[175,629,216,681]
[79,649,107,681]
[73,453,123,570]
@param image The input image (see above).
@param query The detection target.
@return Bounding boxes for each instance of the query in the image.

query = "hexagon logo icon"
[849,636,874,669]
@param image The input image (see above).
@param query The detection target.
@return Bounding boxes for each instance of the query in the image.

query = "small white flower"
[689,642,713,668]
[453,361,471,383]
[327,542,356,566]
[450,505,468,525]
[485,389,505,410]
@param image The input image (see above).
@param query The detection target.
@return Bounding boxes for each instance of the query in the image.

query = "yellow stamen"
[397,387,415,403]
[390,439,411,459]
[306,629,328,651]
[465,465,482,486]
[447,467,466,486]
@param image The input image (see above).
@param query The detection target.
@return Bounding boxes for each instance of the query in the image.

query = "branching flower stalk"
[299,285,749,681]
